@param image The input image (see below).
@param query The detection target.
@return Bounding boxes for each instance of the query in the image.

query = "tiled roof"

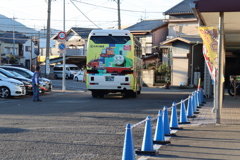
[124,19,167,32]
[0,31,29,44]
[180,36,203,43]
[164,0,196,15]
[70,27,101,39]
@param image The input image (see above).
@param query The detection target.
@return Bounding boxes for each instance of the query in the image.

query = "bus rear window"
[90,36,130,44]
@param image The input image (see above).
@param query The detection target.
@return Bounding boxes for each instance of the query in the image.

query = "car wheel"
[75,77,78,81]
[65,75,69,79]
[0,87,11,98]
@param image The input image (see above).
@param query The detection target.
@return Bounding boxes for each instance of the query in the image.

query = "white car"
[0,73,26,98]
[73,70,84,81]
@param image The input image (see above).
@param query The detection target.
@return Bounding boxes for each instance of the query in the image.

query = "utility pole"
[12,16,15,57]
[30,37,32,71]
[62,0,66,91]
[117,0,121,30]
[46,0,51,78]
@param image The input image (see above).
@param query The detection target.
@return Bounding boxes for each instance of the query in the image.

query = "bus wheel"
[131,91,137,98]
[137,88,141,94]
[92,91,98,98]
[99,93,104,98]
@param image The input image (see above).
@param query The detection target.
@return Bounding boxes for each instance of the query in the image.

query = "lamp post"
[62,0,66,91]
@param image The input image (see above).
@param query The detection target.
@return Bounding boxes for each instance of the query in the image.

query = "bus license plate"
[105,76,114,81]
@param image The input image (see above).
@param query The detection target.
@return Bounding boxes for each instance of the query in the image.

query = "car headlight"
[10,82,23,86]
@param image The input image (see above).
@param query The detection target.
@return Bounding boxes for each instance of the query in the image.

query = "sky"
[0,0,183,31]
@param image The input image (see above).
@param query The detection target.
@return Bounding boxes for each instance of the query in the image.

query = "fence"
[122,88,206,160]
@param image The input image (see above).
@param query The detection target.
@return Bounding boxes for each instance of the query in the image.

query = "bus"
[86,30,142,98]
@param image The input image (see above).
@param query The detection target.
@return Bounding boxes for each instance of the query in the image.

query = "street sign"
[58,43,66,51]
[58,31,66,40]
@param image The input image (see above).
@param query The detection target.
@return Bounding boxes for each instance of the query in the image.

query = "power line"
[72,0,163,13]
[69,0,100,28]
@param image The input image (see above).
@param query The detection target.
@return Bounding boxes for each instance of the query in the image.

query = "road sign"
[58,31,66,40]
[58,43,66,51]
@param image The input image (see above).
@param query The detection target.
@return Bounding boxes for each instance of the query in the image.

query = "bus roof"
[90,30,131,36]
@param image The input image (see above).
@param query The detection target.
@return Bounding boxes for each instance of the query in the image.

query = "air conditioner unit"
[166,36,174,40]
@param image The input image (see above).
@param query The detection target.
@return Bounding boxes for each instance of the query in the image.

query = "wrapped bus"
[86,30,142,98]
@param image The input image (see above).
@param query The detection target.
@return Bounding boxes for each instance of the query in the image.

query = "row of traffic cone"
[122,89,206,160]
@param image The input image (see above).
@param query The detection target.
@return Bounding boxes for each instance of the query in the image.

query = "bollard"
[135,116,157,156]
[187,95,196,118]
[153,110,171,145]
[201,88,206,104]
[163,106,176,136]
[122,124,136,160]
[179,100,190,124]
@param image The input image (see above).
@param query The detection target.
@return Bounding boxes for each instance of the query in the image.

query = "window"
[90,36,130,44]
[25,46,31,51]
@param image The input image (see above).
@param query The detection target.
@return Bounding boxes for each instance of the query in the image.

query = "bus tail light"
[125,77,129,81]
[90,83,99,85]
[121,83,130,85]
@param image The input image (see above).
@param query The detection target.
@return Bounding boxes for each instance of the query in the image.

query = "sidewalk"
[137,92,240,160]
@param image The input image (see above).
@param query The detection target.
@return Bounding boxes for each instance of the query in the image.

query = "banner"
[198,27,219,81]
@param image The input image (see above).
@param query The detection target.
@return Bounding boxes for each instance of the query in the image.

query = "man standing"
[32,66,42,102]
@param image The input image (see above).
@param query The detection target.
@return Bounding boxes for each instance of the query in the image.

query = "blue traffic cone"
[163,106,171,136]
[179,100,190,124]
[187,95,195,118]
[195,91,202,108]
[153,110,171,144]
[196,91,202,108]
[135,116,157,156]
[193,91,200,114]
[122,123,136,160]
[201,88,206,103]
[170,102,183,129]
[198,90,203,106]
[192,92,200,114]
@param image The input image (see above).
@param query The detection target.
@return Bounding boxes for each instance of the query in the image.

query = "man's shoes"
[33,99,42,102]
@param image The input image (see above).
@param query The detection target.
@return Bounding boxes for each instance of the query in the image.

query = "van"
[53,64,80,79]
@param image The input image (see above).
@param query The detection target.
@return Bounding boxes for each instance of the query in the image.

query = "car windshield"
[0,68,15,77]
[9,71,25,78]
[0,73,8,78]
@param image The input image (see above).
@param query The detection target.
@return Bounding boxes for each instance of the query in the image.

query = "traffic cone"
[201,88,206,104]
[195,91,201,108]
[187,95,196,118]
[135,116,157,156]
[153,110,171,145]
[198,90,204,106]
[122,123,136,160]
[192,92,200,114]
[179,100,190,124]
[170,102,183,129]
[163,106,176,136]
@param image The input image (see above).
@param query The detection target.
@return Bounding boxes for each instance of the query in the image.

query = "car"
[0,66,52,93]
[0,68,33,95]
[3,64,25,68]
[0,73,26,98]
[73,70,84,81]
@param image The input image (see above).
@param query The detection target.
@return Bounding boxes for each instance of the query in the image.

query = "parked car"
[0,73,26,98]
[3,64,25,68]
[53,64,80,79]
[0,66,52,93]
[73,70,84,81]
[0,68,33,95]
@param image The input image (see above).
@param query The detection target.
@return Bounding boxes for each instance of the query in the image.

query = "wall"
[142,69,154,87]
[168,22,199,37]
[172,58,188,86]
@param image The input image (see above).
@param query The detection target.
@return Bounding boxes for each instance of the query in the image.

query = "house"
[0,31,36,69]
[46,27,101,69]
[160,0,204,86]
[124,19,168,66]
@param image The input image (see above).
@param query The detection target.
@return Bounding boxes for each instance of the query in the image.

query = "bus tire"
[137,87,141,94]
[92,91,98,98]
[131,91,137,98]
